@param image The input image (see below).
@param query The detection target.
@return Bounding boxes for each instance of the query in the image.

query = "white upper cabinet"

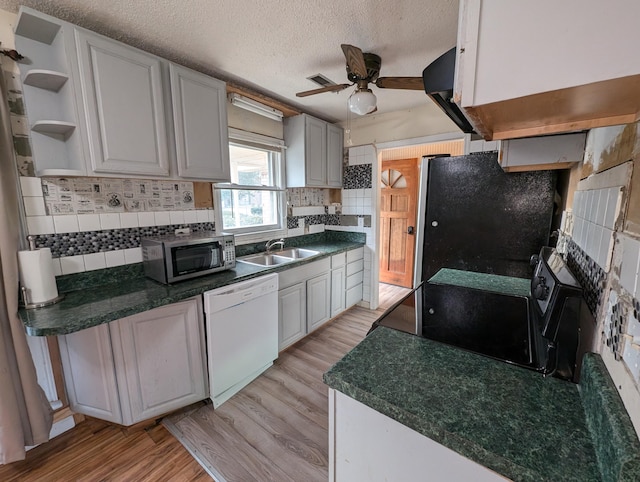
[75,29,171,177]
[455,0,640,140]
[170,64,230,181]
[284,113,344,188]
[14,7,231,181]
[327,123,344,187]
[14,8,88,176]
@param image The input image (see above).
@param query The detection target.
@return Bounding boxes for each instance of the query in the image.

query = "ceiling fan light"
[348,89,377,115]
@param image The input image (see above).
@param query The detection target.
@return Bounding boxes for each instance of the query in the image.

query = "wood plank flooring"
[0,284,408,482]
[0,416,210,481]
[378,282,412,311]
[164,306,380,482]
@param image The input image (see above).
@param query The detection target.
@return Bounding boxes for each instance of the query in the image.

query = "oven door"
[167,240,224,282]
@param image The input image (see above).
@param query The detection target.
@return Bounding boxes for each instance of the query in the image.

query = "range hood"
[423,47,476,134]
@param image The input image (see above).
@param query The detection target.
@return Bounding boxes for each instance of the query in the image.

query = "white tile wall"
[83,252,106,271]
[23,196,47,216]
[77,214,101,232]
[571,187,622,271]
[619,234,640,296]
[99,213,121,230]
[119,212,139,228]
[123,247,143,264]
[104,250,126,268]
[59,255,85,275]
[20,176,44,197]
[53,215,79,234]
[24,209,214,236]
[348,145,377,166]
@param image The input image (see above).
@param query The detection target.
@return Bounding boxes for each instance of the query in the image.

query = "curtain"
[0,68,52,463]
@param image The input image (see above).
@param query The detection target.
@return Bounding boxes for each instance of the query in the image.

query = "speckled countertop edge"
[20,240,364,336]
[324,327,601,482]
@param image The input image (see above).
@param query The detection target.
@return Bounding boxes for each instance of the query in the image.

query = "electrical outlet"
[175,228,190,235]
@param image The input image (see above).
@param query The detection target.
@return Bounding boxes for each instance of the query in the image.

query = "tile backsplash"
[41,177,195,214]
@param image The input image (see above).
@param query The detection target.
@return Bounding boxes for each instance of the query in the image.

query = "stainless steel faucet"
[265,238,285,253]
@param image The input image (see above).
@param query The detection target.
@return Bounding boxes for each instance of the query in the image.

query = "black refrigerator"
[414,151,556,284]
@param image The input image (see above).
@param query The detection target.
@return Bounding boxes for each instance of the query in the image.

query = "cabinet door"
[75,29,170,176]
[58,324,122,424]
[327,124,344,187]
[304,116,327,186]
[110,298,207,425]
[278,283,306,351]
[307,273,331,333]
[331,266,346,317]
[170,64,230,181]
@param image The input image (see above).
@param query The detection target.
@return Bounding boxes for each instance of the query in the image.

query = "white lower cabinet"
[307,273,330,333]
[278,257,330,351]
[331,252,346,317]
[346,247,365,309]
[58,297,207,426]
[278,282,307,352]
[277,248,364,351]
[329,389,508,482]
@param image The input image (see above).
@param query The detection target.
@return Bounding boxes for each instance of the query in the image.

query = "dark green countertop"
[20,240,364,336]
[324,327,640,482]
[429,268,530,298]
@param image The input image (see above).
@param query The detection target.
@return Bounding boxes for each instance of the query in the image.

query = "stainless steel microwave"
[141,232,236,284]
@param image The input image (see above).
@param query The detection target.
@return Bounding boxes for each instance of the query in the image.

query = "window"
[214,133,285,239]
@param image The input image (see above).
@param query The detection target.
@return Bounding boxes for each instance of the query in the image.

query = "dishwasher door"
[204,273,278,408]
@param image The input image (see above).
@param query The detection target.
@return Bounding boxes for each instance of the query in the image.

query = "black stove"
[371,247,594,382]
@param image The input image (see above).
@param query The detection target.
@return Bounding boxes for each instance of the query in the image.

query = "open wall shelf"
[23,69,69,92]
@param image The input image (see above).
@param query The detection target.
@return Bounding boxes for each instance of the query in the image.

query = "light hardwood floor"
[163,306,379,481]
[377,282,412,311]
[0,286,409,482]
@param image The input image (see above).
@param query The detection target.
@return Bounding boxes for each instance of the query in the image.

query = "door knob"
[407,226,414,235]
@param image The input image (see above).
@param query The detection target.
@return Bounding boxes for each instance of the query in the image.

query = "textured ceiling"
[0,0,459,123]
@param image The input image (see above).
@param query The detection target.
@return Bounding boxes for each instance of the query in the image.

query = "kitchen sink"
[238,254,294,266]
[237,248,320,267]
[275,248,320,259]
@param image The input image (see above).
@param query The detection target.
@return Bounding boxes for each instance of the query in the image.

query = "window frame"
[213,129,287,244]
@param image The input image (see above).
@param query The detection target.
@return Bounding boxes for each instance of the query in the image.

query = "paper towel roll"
[18,248,59,304]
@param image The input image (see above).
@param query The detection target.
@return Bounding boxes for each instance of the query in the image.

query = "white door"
[327,124,344,187]
[305,115,327,186]
[58,324,122,424]
[169,64,230,181]
[111,298,207,425]
[307,273,331,332]
[278,282,306,351]
[75,29,170,176]
[331,266,346,317]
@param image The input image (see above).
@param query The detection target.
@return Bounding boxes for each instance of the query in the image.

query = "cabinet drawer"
[346,270,364,290]
[278,257,331,289]
[331,252,346,268]
[347,247,364,263]
[346,259,364,277]
[346,283,363,308]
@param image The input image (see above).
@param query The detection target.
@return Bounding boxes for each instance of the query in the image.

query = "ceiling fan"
[296,44,424,115]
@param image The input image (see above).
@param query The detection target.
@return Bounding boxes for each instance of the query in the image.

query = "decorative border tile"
[343,164,372,189]
[566,238,607,316]
[34,222,215,258]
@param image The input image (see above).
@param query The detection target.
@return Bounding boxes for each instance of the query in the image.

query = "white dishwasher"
[203,273,278,408]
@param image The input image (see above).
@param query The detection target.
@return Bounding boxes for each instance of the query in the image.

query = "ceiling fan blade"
[296,83,351,97]
[375,77,424,90]
[341,44,368,79]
